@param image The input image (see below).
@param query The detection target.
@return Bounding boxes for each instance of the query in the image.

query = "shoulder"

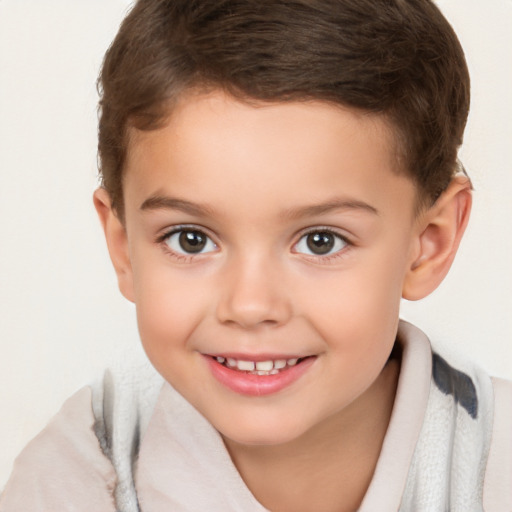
[0,386,117,512]
[427,349,512,510]
[398,321,511,510]
[0,359,163,512]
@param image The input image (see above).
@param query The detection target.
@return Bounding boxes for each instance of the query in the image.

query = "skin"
[95,90,471,511]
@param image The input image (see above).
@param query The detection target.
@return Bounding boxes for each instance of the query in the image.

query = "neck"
[223,356,400,512]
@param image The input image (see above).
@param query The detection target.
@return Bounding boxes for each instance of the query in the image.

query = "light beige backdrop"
[1,0,511,488]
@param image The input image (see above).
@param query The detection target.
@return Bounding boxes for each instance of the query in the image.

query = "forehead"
[124,91,416,221]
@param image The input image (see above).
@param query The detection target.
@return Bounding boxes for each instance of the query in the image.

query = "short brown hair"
[98,0,470,219]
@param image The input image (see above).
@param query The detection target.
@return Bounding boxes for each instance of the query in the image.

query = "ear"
[93,188,135,302]
[402,176,472,301]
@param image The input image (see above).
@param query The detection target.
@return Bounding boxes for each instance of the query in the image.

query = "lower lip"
[204,356,316,396]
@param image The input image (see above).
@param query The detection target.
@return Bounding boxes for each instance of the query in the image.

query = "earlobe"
[93,188,135,303]
[402,176,472,301]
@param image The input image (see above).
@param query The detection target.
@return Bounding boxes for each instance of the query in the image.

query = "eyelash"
[156,225,353,263]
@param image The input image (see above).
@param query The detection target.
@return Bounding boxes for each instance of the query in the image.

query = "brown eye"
[295,230,348,256]
[179,231,207,253]
[164,229,217,255]
[306,232,335,254]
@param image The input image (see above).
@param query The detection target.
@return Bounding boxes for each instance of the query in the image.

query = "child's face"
[119,91,420,445]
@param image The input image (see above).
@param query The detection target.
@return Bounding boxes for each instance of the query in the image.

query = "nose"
[216,255,292,329]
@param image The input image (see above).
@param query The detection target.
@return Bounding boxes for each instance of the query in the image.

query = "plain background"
[0,0,511,488]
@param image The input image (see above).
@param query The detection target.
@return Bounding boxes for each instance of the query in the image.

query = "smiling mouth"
[210,355,313,376]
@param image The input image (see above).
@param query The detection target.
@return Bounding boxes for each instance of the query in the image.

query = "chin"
[216,415,311,447]
[223,430,300,448]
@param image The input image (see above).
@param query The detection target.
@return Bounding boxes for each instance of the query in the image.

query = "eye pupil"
[179,231,206,253]
[307,232,335,254]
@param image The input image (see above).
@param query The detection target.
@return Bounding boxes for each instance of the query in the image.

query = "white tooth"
[274,359,287,369]
[257,370,269,376]
[287,358,298,366]
[227,358,237,367]
[216,356,225,363]
[237,360,255,371]
[270,369,279,375]
[256,360,273,371]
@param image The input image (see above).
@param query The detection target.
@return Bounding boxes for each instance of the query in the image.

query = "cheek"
[131,258,211,356]
[304,261,403,321]
[298,243,408,355]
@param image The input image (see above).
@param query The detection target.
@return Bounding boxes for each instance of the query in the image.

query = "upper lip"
[204,352,314,361]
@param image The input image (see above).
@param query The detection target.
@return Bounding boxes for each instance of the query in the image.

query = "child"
[1,0,510,510]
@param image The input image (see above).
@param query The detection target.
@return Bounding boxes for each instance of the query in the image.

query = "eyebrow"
[282,198,379,219]
[140,195,214,217]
